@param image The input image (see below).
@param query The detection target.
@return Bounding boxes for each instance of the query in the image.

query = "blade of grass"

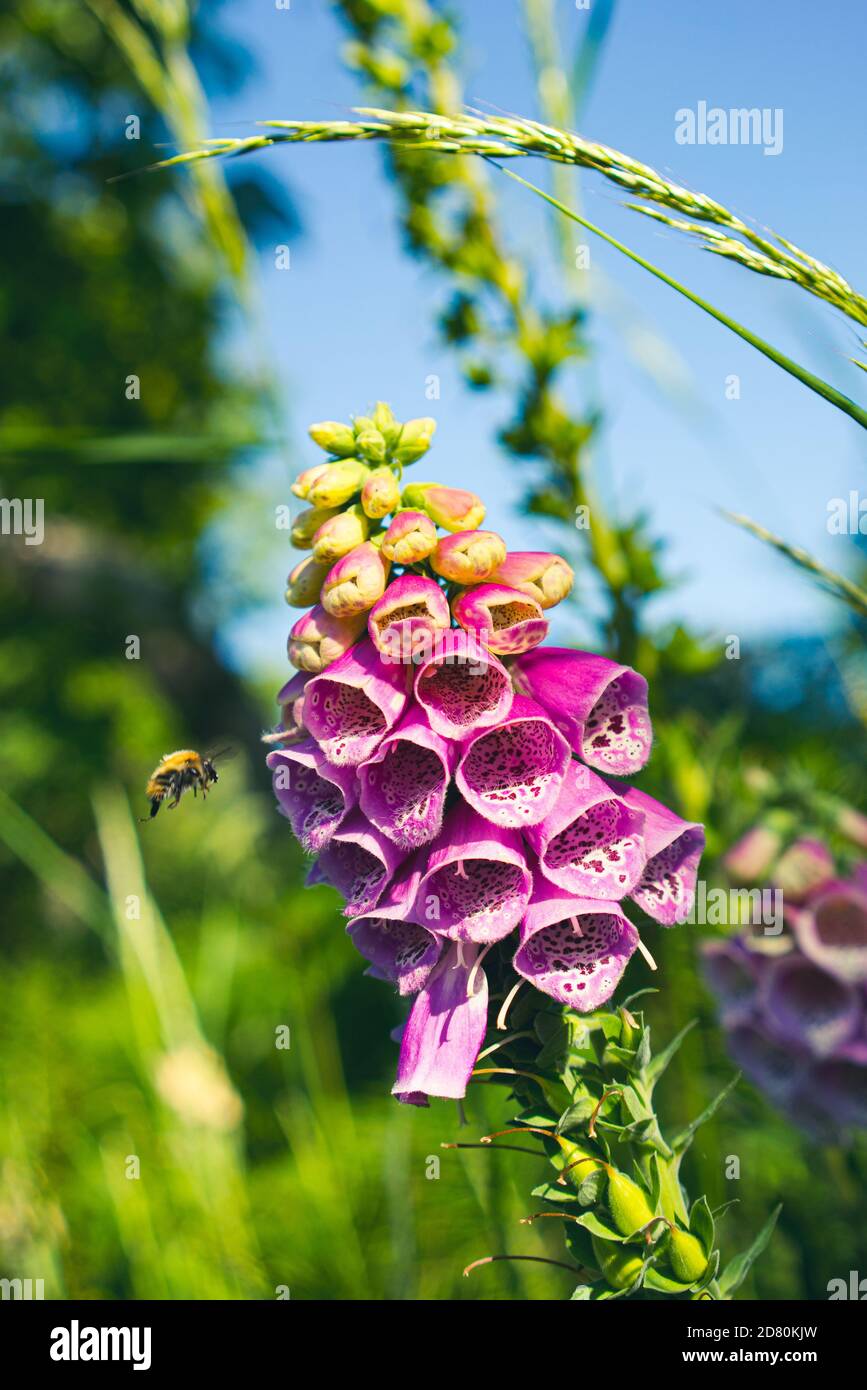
[491,163,867,430]
[724,512,867,618]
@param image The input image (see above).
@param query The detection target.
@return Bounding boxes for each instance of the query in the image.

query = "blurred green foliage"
[0,0,865,1303]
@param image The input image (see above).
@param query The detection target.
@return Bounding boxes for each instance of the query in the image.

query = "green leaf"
[576,1170,607,1208]
[671,1073,741,1154]
[571,1284,594,1300]
[556,1098,596,1134]
[531,1180,580,1206]
[718,1204,782,1297]
[644,1266,692,1294]
[645,1019,697,1089]
[694,1249,721,1294]
[635,1024,653,1072]
[689,1195,715,1254]
[569,1211,629,1242]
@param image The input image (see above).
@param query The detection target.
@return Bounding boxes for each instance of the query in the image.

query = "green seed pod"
[591,1236,644,1292]
[606,1168,655,1237]
[355,429,387,465]
[308,421,357,457]
[558,1139,607,1193]
[665,1228,709,1284]
[393,417,436,464]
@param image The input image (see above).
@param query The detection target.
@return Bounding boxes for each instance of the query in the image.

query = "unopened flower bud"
[372,400,401,447]
[452,582,548,656]
[492,550,575,609]
[291,463,332,499]
[291,505,340,549]
[361,467,401,519]
[381,510,438,564]
[430,529,507,584]
[288,605,366,673]
[321,542,391,618]
[354,428,387,464]
[723,825,783,883]
[836,804,867,850]
[311,504,370,563]
[774,837,833,903]
[307,458,370,508]
[401,482,485,532]
[393,417,436,465]
[285,555,329,607]
[308,420,357,457]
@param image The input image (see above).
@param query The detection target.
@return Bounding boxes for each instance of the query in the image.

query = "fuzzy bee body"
[143,749,220,820]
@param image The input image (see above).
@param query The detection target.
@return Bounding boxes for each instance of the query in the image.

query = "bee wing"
[204,744,238,764]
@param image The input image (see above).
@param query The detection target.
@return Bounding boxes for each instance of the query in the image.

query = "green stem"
[491,162,867,431]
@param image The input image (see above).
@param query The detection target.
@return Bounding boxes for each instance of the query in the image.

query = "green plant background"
[1,0,865,1300]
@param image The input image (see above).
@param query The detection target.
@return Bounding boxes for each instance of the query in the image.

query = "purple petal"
[413,629,513,740]
[792,880,867,983]
[303,638,410,766]
[622,787,705,926]
[808,1058,867,1130]
[415,800,532,943]
[726,1022,809,1103]
[761,955,860,1057]
[455,694,571,828]
[392,941,489,1105]
[316,810,406,917]
[525,764,646,900]
[512,646,652,775]
[512,874,639,1011]
[358,705,456,850]
[701,938,763,1024]
[266,739,357,853]
[348,860,442,996]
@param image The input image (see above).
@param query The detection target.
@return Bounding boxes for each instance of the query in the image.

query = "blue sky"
[206,0,867,673]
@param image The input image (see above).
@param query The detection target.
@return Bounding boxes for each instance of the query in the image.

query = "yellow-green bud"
[606,1168,655,1237]
[393,417,436,464]
[291,463,332,500]
[311,504,370,563]
[308,420,357,456]
[285,555,329,607]
[665,1228,709,1284]
[307,458,370,508]
[291,505,340,549]
[355,428,387,464]
[591,1236,644,1291]
[361,467,401,519]
[372,400,401,447]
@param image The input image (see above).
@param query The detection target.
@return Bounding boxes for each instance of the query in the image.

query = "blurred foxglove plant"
[705,816,867,1138]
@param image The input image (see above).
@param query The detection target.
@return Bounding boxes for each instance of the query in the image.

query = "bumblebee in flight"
[142,748,229,821]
